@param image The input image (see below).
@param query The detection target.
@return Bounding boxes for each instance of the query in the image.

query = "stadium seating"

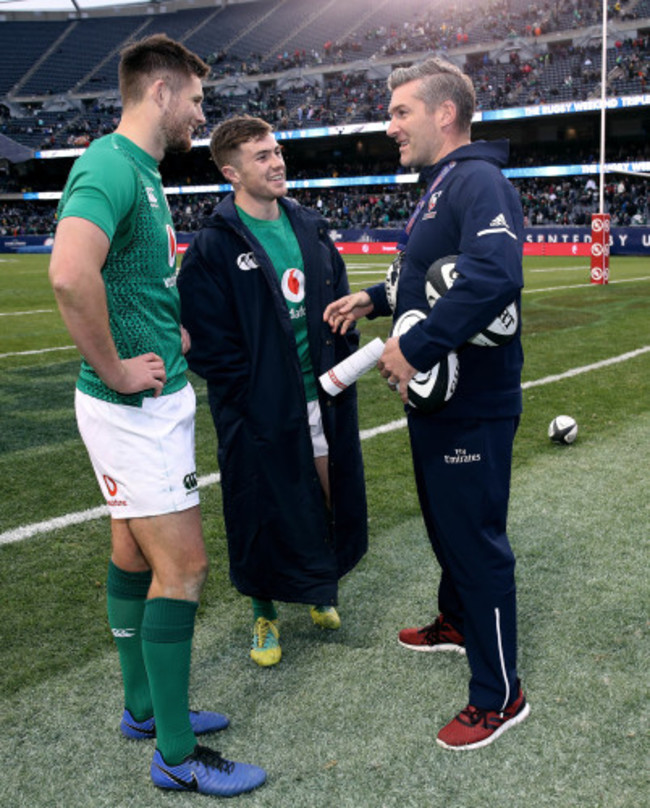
[1,0,649,236]
[2,0,648,107]
[0,20,68,97]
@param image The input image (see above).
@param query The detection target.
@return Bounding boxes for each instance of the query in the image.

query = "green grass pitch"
[0,252,648,807]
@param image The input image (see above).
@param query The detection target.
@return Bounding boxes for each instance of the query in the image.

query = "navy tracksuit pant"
[408,412,520,711]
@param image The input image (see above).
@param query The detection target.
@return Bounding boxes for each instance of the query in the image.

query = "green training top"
[57,133,186,406]
[237,204,318,401]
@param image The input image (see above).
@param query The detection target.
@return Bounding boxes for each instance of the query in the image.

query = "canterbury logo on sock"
[112,628,136,638]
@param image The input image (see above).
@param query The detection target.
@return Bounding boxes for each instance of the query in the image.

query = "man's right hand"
[106,353,167,397]
[323,291,374,335]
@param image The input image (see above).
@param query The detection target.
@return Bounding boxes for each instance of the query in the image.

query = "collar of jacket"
[211,193,328,237]
[418,138,511,186]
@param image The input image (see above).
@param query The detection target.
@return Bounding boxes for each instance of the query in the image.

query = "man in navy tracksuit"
[324,57,530,750]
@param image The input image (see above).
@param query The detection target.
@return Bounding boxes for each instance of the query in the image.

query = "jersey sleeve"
[58,147,138,244]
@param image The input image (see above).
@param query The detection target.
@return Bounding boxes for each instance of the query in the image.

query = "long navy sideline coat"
[177,195,368,606]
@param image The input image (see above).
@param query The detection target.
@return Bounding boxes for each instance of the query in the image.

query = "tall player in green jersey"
[49,35,266,798]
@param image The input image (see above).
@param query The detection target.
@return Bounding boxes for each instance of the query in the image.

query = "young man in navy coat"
[324,57,530,750]
[178,116,367,667]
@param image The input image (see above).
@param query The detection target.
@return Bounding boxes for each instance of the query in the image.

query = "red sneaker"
[398,614,466,655]
[437,685,530,750]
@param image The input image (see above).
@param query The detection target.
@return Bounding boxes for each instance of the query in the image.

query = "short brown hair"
[119,34,209,106]
[388,57,475,132]
[210,115,274,171]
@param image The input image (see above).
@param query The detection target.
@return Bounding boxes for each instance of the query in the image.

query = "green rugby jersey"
[237,205,318,401]
[57,133,186,406]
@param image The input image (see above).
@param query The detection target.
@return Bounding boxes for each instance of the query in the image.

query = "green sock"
[252,597,278,621]
[106,561,153,721]
[141,597,198,765]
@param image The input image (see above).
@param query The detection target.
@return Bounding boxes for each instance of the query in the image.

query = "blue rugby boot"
[150,744,266,796]
[120,708,229,740]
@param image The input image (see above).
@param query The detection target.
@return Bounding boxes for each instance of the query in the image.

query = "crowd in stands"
[2,176,648,239]
[207,0,636,78]
[1,32,649,152]
[1,0,649,237]
[0,0,650,149]
[0,200,56,237]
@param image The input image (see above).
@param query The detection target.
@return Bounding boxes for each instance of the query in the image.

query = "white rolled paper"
[319,337,385,396]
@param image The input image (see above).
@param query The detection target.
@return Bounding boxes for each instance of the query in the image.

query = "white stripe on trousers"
[495,607,510,713]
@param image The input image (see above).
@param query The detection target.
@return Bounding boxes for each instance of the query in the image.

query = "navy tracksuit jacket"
[367,139,525,711]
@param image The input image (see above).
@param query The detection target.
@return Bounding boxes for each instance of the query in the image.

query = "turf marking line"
[1,345,649,547]
[526,275,650,294]
[521,345,650,389]
[0,345,77,359]
[346,269,390,275]
[529,265,590,273]
[0,309,54,317]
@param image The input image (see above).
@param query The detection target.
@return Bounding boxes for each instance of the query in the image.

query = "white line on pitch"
[529,265,590,273]
[0,309,54,317]
[526,276,650,294]
[521,345,650,388]
[2,345,648,547]
[0,345,77,359]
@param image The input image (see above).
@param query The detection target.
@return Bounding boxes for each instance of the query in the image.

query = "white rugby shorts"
[307,399,329,458]
[75,384,200,518]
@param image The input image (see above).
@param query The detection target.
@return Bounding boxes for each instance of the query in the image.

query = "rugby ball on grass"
[390,309,459,413]
[548,415,578,445]
[425,254,519,347]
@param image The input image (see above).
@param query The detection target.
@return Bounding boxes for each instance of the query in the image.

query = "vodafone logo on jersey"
[281,268,305,303]
[166,224,177,267]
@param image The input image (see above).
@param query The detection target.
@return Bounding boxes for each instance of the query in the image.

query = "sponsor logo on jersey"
[477,213,517,240]
[237,252,260,271]
[289,304,306,320]
[146,186,159,208]
[167,224,177,268]
[281,268,305,303]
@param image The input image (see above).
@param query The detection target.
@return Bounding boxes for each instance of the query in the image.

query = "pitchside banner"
[2,227,650,255]
[320,227,650,256]
[330,227,650,257]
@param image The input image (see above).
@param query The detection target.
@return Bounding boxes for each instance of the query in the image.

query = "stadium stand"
[2,171,649,239]
[0,20,68,97]
[19,16,142,97]
[0,0,649,238]
[0,0,644,103]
